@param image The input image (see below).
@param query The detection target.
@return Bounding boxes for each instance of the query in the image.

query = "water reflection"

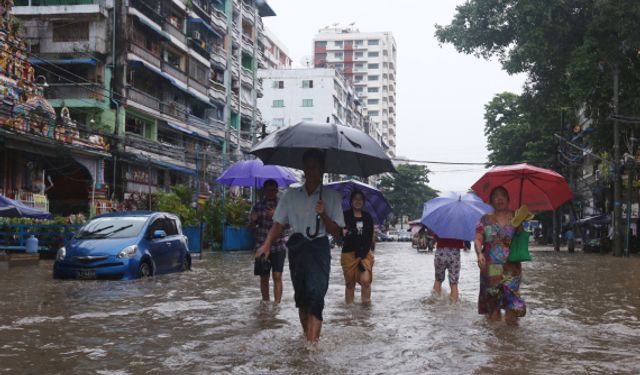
[0,244,639,374]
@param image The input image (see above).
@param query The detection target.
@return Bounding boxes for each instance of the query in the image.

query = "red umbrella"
[471,163,573,211]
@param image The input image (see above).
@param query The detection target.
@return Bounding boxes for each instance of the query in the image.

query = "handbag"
[253,255,271,276]
[508,230,532,262]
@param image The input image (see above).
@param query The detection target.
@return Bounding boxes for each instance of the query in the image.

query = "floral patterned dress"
[476,214,526,317]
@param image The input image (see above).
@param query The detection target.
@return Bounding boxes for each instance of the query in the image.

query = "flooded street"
[1,242,640,374]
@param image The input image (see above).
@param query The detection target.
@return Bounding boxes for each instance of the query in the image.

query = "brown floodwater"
[1,243,639,374]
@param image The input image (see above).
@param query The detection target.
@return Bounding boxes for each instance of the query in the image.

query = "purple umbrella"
[216,159,297,187]
[325,180,392,224]
[0,194,53,220]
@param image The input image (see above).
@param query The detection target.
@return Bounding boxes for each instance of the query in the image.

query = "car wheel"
[181,256,191,271]
[139,261,152,278]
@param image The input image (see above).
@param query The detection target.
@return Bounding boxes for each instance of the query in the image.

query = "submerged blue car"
[53,211,191,280]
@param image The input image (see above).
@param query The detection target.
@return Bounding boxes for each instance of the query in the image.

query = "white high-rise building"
[263,27,293,70]
[313,26,397,157]
[257,68,371,136]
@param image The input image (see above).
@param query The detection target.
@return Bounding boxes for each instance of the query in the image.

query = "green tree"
[378,164,438,222]
[435,0,640,154]
[483,92,558,166]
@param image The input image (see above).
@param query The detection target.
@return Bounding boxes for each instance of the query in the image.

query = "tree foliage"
[435,0,640,157]
[378,164,438,221]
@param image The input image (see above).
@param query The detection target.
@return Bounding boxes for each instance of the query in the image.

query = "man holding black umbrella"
[256,149,344,344]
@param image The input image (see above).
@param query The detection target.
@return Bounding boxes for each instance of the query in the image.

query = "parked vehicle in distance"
[387,231,399,241]
[398,231,412,242]
[375,231,392,242]
[53,211,191,280]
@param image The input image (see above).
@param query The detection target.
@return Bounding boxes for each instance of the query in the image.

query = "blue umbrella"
[420,191,494,241]
[0,194,53,220]
[325,179,392,224]
[216,159,297,187]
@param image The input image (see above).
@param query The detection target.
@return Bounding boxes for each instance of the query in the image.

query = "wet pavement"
[1,242,639,374]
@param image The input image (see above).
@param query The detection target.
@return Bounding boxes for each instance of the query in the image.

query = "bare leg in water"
[359,270,372,304]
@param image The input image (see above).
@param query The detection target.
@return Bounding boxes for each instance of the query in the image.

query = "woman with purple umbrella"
[340,190,375,305]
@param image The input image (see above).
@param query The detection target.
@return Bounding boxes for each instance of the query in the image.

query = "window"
[272,80,284,89]
[302,99,314,107]
[125,116,151,138]
[368,75,379,81]
[302,79,314,88]
[189,60,208,82]
[272,100,284,108]
[315,41,327,47]
[367,87,379,93]
[53,21,89,42]
[272,118,285,126]
[368,51,379,58]
[334,52,343,59]
[302,117,314,122]
[367,99,379,105]
[334,40,343,48]
[355,63,364,69]
[368,110,379,117]
[368,39,380,46]
[354,75,364,82]
[367,63,379,69]
[355,40,364,46]
[355,87,363,93]
[334,63,343,70]
[355,51,364,58]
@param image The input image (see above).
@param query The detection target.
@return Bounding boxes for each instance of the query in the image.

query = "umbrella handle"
[306,177,324,239]
[306,216,320,238]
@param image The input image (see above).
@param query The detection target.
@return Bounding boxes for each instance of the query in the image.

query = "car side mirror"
[153,230,167,239]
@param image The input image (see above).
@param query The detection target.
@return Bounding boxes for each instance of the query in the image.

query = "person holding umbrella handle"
[475,186,527,325]
[256,149,344,344]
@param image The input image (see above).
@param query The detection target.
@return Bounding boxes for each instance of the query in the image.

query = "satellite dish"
[300,55,313,67]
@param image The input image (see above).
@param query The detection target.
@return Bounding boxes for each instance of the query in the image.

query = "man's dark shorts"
[268,251,286,273]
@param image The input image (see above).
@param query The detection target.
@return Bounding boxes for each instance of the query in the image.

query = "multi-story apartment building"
[313,26,397,157]
[262,27,291,70]
[257,68,369,135]
[12,0,274,212]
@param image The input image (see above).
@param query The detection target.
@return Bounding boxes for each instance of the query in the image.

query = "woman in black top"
[340,190,375,304]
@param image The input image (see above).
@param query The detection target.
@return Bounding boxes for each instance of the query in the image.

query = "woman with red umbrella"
[474,186,527,325]
[472,163,572,325]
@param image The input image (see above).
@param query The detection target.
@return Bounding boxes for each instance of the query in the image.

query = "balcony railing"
[164,22,187,44]
[240,67,253,86]
[211,48,227,67]
[160,101,188,121]
[242,3,255,21]
[211,10,227,31]
[129,0,163,25]
[46,83,105,101]
[187,114,209,132]
[125,134,186,162]
[209,80,226,102]
[130,43,161,68]
[188,38,212,60]
[188,78,208,95]
[127,86,160,111]
[162,62,188,84]
[16,0,96,5]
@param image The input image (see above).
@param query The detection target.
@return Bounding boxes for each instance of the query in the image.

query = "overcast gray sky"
[263,0,526,192]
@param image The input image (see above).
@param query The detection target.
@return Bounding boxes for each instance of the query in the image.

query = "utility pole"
[612,64,623,256]
[553,109,564,251]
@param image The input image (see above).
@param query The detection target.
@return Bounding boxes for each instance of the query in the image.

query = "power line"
[392,157,486,165]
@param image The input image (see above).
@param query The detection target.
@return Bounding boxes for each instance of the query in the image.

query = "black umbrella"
[250,121,395,237]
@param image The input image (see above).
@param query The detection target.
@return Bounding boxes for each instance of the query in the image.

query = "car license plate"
[76,269,96,279]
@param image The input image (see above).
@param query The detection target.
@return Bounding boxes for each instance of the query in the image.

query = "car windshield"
[76,217,147,239]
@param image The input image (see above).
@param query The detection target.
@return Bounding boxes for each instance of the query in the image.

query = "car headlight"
[56,247,66,261]
[117,245,138,259]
